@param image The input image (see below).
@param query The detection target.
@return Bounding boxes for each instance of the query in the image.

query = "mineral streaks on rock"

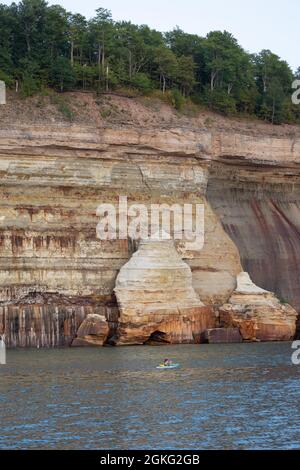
[0,126,240,347]
[207,159,300,336]
[114,238,215,345]
[201,327,242,344]
[219,272,298,341]
[0,303,87,348]
[72,313,109,346]
[0,123,299,346]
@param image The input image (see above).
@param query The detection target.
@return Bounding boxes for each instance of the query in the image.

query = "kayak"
[156,364,179,369]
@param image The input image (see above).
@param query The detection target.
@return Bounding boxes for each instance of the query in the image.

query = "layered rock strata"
[207,158,300,339]
[114,238,215,345]
[0,123,299,345]
[219,272,298,341]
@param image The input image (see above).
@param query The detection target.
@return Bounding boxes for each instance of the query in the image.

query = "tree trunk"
[227,83,233,95]
[71,40,74,67]
[263,66,267,92]
[162,74,166,94]
[272,97,275,124]
[101,32,105,74]
[210,71,217,91]
[129,50,132,80]
[263,78,267,93]
[106,65,109,92]
[26,35,31,54]
[98,43,101,82]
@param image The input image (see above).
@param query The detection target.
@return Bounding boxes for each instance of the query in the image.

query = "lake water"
[0,343,299,450]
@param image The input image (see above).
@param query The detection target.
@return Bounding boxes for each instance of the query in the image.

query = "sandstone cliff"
[219,272,297,341]
[114,238,215,345]
[0,93,299,346]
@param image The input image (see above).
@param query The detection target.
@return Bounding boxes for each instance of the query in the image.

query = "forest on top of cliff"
[1,0,300,125]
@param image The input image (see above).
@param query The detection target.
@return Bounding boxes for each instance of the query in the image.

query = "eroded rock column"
[219,272,298,341]
[114,238,215,345]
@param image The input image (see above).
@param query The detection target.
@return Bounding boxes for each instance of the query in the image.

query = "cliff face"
[0,116,299,346]
[208,161,300,312]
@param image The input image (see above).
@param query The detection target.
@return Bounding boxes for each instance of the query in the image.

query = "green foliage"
[176,56,196,96]
[49,57,76,91]
[18,58,42,96]
[50,94,75,121]
[73,64,98,90]
[154,47,178,93]
[0,69,13,86]
[165,27,203,58]
[254,50,294,123]
[20,75,40,97]
[279,297,289,305]
[0,0,299,124]
[203,88,237,115]
[204,117,215,127]
[171,88,185,111]
[130,72,153,93]
[100,108,112,119]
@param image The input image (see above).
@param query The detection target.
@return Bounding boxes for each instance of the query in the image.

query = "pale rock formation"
[114,238,215,345]
[72,313,109,346]
[189,199,242,305]
[235,272,269,294]
[219,272,298,341]
[0,81,5,105]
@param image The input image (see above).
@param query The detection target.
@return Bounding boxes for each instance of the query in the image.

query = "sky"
[3,0,299,71]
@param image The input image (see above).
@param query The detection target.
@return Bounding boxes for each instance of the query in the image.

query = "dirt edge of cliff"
[1,90,300,138]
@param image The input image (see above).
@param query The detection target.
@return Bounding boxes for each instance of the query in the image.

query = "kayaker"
[164,358,172,366]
